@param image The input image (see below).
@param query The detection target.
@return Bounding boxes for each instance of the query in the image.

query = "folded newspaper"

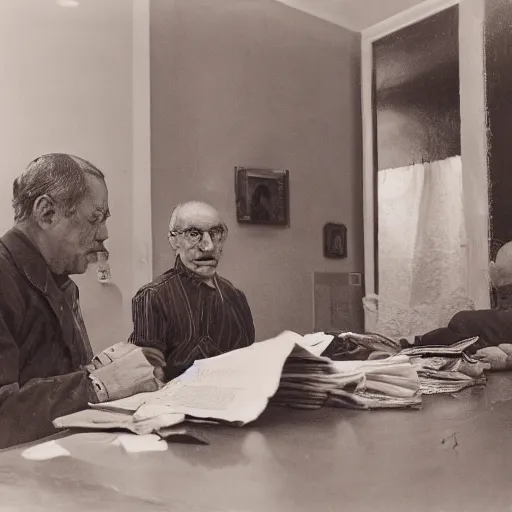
[324,333,488,395]
[272,353,421,410]
[402,338,489,394]
[53,331,421,435]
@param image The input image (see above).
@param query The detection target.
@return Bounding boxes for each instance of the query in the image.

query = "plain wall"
[150,0,363,341]
[0,0,135,353]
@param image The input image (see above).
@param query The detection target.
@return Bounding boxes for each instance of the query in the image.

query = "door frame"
[360,0,490,330]
[132,0,153,295]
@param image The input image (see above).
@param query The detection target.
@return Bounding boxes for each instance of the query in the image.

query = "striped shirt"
[129,256,255,368]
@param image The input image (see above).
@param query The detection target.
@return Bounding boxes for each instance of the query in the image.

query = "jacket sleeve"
[128,288,167,354]
[0,311,94,449]
[448,309,512,350]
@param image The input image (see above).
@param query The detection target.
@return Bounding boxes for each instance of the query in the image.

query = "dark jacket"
[417,286,512,352]
[0,229,94,449]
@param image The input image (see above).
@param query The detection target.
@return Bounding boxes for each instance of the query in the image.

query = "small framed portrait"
[235,167,289,226]
[323,223,347,259]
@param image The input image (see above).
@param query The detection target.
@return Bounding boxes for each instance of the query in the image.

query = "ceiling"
[273,0,430,32]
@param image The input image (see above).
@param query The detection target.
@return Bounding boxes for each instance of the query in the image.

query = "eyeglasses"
[170,226,227,245]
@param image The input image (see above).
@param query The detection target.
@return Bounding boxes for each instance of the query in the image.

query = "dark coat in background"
[416,286,512,352]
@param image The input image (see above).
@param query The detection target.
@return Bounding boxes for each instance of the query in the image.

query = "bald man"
[129,202,255,380]
[415,241,512,353]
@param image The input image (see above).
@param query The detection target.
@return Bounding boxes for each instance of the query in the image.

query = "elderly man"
[129,201,255,379]
[0,154,163,448]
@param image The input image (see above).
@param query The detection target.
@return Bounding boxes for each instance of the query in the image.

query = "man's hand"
[86,343,166,403]
[141,347,166,381]
[474,344,512,371]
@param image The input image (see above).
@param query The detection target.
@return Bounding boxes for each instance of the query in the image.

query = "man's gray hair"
[12,153,105,222]
[168,204,182,233]
[168,201,218,233]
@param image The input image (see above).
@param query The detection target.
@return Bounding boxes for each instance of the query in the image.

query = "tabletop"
[2,374,512,512]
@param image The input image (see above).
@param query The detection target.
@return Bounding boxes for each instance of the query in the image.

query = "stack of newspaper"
[400,337,489,394]
[54,332,488,437]
[324,332,488,395]
[53,331,421,435]
[270,345,335,410]
[327,355,421,410]
[271,351,421,410]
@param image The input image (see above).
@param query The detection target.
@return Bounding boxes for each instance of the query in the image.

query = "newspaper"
[321,331,401,360]
[53,408,185,435]
[271,352,421,410]
[400,336,479,356]
[53,331,425,435]
[59,331,333,428]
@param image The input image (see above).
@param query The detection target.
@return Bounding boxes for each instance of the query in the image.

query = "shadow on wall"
[75,276,131,353]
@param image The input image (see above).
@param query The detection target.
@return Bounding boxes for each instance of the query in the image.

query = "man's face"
[50,175,110,275]
[170,205,226,280]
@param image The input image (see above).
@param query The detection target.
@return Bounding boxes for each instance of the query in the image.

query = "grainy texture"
[2,374,512,511]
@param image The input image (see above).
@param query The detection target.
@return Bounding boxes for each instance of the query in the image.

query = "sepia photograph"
[323,222,347,258]
[235,167,289,225]
[0,0,507,511]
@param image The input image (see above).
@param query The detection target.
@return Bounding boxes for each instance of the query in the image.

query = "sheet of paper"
[22,440,71,461]
[112,434,168,453]
[331,354,411,375]
[53,407,186,435]
[297,332,335,356]
[401,336,479,356]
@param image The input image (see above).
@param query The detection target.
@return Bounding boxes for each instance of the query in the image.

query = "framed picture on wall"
[323,223,347,259]
[235,167,289,226]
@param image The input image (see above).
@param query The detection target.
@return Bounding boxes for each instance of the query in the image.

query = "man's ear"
[32,195,58,229]
[168,232,179,251]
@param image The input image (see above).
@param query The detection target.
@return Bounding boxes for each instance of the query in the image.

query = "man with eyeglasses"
[0,154,164,448]
[129,201,255,380]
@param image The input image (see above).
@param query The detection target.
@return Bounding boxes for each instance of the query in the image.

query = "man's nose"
[96,221,109,242]
[200,232,214,251]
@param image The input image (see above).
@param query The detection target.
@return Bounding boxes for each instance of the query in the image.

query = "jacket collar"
[0,228,92,368]
[0,228,62,294]
[0,229,84,360]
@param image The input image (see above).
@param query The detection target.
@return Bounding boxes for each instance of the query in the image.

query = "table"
[2,374,512,512]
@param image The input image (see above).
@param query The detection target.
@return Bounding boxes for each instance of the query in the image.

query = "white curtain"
[376,155,473,337]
